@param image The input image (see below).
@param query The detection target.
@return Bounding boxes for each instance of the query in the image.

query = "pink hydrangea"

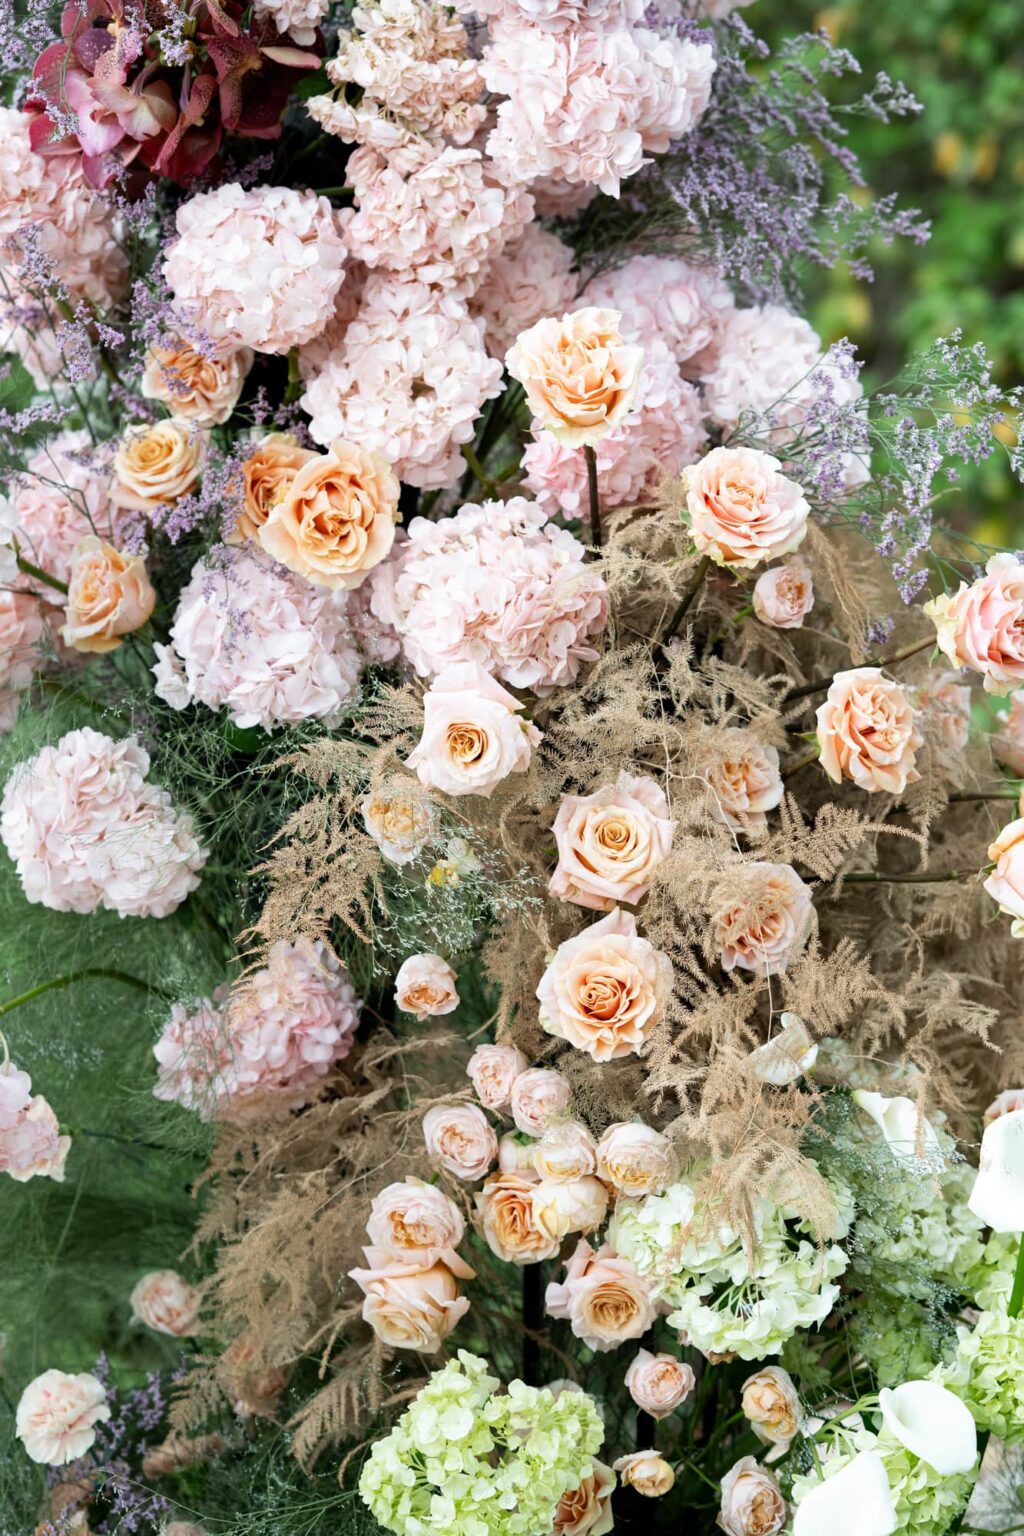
[368,497,608,692]
[0,1060,70,1183]
[13,430,117,597]
[252,0,329,45]
[152,941,361,1121]
[523,337,706,517]
[585,254,735,377]
[152,547,369,732]
[0,727,206,918]
[163,185,348,354]
[469,225,579,359]
[454,0,646,27]
[0,592,45,733]
[301,275,503,489]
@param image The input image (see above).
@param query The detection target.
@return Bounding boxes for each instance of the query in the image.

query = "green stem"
[0,968,170,1018]
[460,443,497,497]
[284,347,302,405]
[783,635,935,707]
[583,444,602,551]
[16,552,68,596]
[834,870,964,885]
[67,1126,171,1154]
[1008,1234,1024,1319]
[661,554,711,645]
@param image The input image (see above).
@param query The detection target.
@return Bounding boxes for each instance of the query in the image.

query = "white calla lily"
[852,1090,940,1163]
[747,1013,817,1086]
[878,1381,977,1475]
[968,1107,1024,1232]
[792,1449,896,1536]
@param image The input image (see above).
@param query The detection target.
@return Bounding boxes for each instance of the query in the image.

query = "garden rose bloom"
[532,1176,609,1242]
[545,1239,655,1351]
[741,1366,803,1445]
[16,1370,110,1465]
[536,907,672,1061]
[700,731,783,834]
[613,1451,675,1498]
[719,1457,786,1536]
[505,307,644,448]
[394,953,459,1019]
[130,1270,202,1337]
[422,1103,497,1180]
[112,419,205,514]
[551,1456,616,1536]
[625,1349,695,1418]
[915,671,972,755]
[498,1133,537,1176]
[62,537,156,654]
[816,668,922,796]
[550,773,675,911]
[260,439,400,591]
[466,1043,528,1110]
[984,1088,1024,1127]
[533,1121,598,1182]
[710,863,814,977]
[752,563,814,629]
[361,778,437,865]
[511,1067,571,1135]
[0,1061,70,1183]
[141,339,253,427]
[348,1248,473,1352]
[477,1172,561,1263]
[231,434,316,544]
[365,1179,465,1266]
[406,663,542,797]
[595,1121,675,1196]
[984,817,1024,938]
[682,447,809,572]
[994,695,1024,777]
[925,553,1024,695]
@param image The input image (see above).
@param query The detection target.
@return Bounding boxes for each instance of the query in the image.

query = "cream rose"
[545,1239,655,1351]
[816,667,922,795]
[476,1171,561,1264]
[505,306,644,448]
[741,1366,803,1445]
[259,437,399,590]
[551,1456,616,1536]
[141,338,252,427]
[130,1269,202,1337]
[533,1120,598,1182]
[613,1451,675,1498]
[682,447,809,571]
[407,663,542,798]
[466,1043,528,1110]
[498,1132,538,1176]
[752,562,814,628]
[710,862,814,977]
[16,1369,110,1465]
[422,1103,497,1181]
[994,695,1024,777]
[112,418,205,513]
[62,537,156,655]
[394,953,459,1019]
[719,1456,787,1536]
[230,433,316,544]
[925,553,1024,695]
[550,772,675,911]
[365,1178,465,1265]
[625,1349,695,1418]
[348,1247,473,1352]
[595,1121,676,1197]
[984,1088,1024,1127]
[984,817,1024,937]
[361,777,437,866]
[532,1175,609,1242]
[511,1067,571,1135]
[700,729,783,834]
[536,907,672,1061]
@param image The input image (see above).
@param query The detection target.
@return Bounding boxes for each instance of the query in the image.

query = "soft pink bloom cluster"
[455,0,648,27]
[252,0,329,46]
[925,553,1024,696]
[585,254,736,377]
[152,547,372,731]
[469,225,579,360]
[0,1060,70,1183]
[369,497,608,692]
[13,430,118,597]
[0,728,206,918]
[0,592,45,733]
[152,941,361,1121]
[16,1369,109,1465]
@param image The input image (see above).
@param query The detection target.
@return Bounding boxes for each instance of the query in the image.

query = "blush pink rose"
[16,1369,110,1465]
[365,1178,465,1266]
[984,817,1024,938]
[816,667,922,795]
[551,1456,616,1536]
[625,1349,695,1418]
[394,953,459,1019]
[130,1270,202,1337]
[595,1121,675,1197]
[925,553,1024,695]
[0,1061,70,1184]
[710,862,814,978]
[505,306,644,448]
[700,730,783,834]
[994,695,1024,777]
[476,1171,561,1263]
[682,447,809,571]
[466,1043,528,1110]
[533,1120,598,1182]
[348,1247,473,1351]
[719,1456,786,1536]
[511,1067,571,1135]
[752,562,814,629]
[550,772,675,911]
[62,537,156,655]
[406,662,542,797]
[545,1239,655,1352]
[422,1102,497,1180]
[536,907,672,1061]
[532,1176,609,1243]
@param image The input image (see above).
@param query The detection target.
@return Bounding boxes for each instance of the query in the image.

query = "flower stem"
[583,444,602,550]
[284,346,302,405]
[460,443,497,497]
[522,1262,543,1386]
[1008,1235,1024,1320]
[783,635,935,707]
[661,554,711,645]
[16,552,68,596]
[830,870,964,885]
[0,968,170,1018]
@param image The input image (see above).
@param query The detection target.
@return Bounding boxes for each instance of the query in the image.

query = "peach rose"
[752,562,814,629]
[129,1269,202,1337]
[230,433,316,544]
[422,1102,497,1180]
[741,1366,803,1445]
[361,777,437,866]
[218,1331,286,1420]
[165,1526,208,1536]
[533,1175,609,1242]
[511,1066,572,1135]
[141,1432,226,1478]
[365,1178,465,1266]
[533,1120,598,1182]
[407,663,542,798]
[466,1043,528,1110]
[710,862,814,978]
[536,907,672,1061]
[718,1456,786,1536]
[506,307,643,448]
[16,1369,110,1465]
[914,670,972,756]
[595,1121,676,1197]
[112,418,205,513]
[682,447,809,571]
[984,1088,1024,1126]
[613,1451,675,1498]
[477,1171,561,1263]
[816,667,922,795]
[141,338,252,427]
[259,437,399,590]
[550,772,675,911]
[994,694,1024,778]
[545,1239,655,1351]
[498,1133,538,1176]
[348,1246,473,1352]
[625,1349,695,1418]
[925,553,1024,695]
[394,953,459,1019]
[62,537,156,654]
[984,817,1024,938]
[551,1456,616,1536]
[700,730,783,834]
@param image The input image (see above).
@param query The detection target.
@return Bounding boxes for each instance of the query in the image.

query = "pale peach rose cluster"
[700,729,783,835]
[407,663,542,797]
[506,307,644,448]
[112,418,206,517]
[682,447,810,572]
[550,772,675,911]
[230,434,316,544]
[546,1238,655,1351]
[816,667,922,796]
[466,1043,529,1111]
[741,1366,803,1446]
[62,537,156,654]
[719,1456,787,1536]
[537,907,672,1061]
[625,1348,695,1418]
[984,817,1024,939]
[259,437,400,591]
[394,953,459,1019]
[926,553,1024,695]
[141,338,253,427]
[16,1369,110,1465]
[710,862,814,978]
[130,1269,202,1337]
[753,562,815,629]
[0,1059,70,1184]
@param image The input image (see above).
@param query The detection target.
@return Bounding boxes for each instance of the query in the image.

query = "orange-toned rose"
[348,1246,473,1352]
[545,1238,655,1351]
[815,667,922,795]
[711,862,814,978]
[112,419,205,513]
[536,907,672,1061]
[614,1451,676,1498]
[476,1171,561,1264]
[229,433,316,544]
[700,729,783,834]
[682,447,809,571]
[551,1457,616,1536]
[550,772,675,911]
[505,307,644,447]
[62,537,156,654]
[259,437,399,590]
[141,339,252,427]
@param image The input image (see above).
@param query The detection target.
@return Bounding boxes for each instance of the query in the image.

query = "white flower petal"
[852,1090,940,1163]
[793,1450,896,1536]
[968,1108,1024,1233]
[748,1013,818,1086]
[878,1381,977,1475]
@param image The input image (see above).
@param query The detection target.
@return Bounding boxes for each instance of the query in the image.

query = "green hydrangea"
[944,1310,1024,1443]
[851,1159,988,1301]
[967,1232,1021,1312]
[358,1351,605,1536]
[790,1426,974,1536]
[849,1295,952,1388]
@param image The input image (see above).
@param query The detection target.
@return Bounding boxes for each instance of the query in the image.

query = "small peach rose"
[545,1239,655,1351]
[141,1432,226,1478]
[719,1456,786,1536]
[596,1121,676,1197]
[550,772,675,911]
[613,1451,675,1498]
[816,667,922,795]
[164,1526,208,1536]
[682,447,809,571]
[625,1349,695,1418]
[348,1246,473,1352]
[741,1366,803,1445]
[551,1456,616,1536]
[985,1088,1024,1127]
[914,671,972,755]
[511,1066,571,1136]
[141,338,252,428]
[229,433,316,544]
[394,953,459,1020]
[361,777,437,866]
[423,1102,497,1181]
[532,1175,609,1242]
[994,695,1024,778]
[365,1178,465,1266]
[406,662,542,798]
[467,1043,528,1110]
[218,1331,286,1420]
[984,816,1024,938]
[112,418,205,513]
[700,729,783,834]
[498,1132,538,1176]
[477,1171,561,1263]
[537,907,672,1062]
[16,1369,110,1465]
[533,1120,598,1182]
[752,562,814,629]
[925,553,1024,695]
[130,1269,202,1337]
[505,306,644,448]
[710,861,814,978]
[62,537,156,654]
[259,437,399,590]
